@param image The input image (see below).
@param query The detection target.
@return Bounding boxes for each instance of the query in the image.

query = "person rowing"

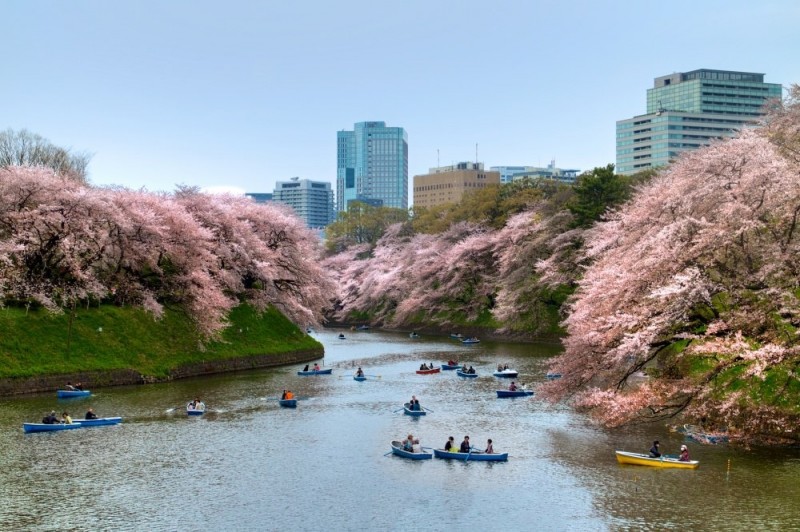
[460,435,471,453]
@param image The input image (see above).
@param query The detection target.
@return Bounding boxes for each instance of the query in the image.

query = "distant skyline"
[4,1,798,202]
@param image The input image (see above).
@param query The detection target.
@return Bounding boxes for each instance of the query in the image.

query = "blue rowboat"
[78,417,122,427]
[279,399,297,408]
[390,441,432,460]
[433,449,508,462]
[449,333,463,339]
[56,389,91,399]
[545,373,562,380]
[354,375,367,382]
[187,403,206,416]
[456,370,478,378]
[441,363,462,370]
[461,338,480,344]
[492,369,518,378]
[297,368,333,376]
[23,422,83,433]
[403,402,426,416]
[496,389,534,398]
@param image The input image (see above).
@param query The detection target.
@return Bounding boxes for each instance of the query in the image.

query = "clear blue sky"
[4,0,798,198]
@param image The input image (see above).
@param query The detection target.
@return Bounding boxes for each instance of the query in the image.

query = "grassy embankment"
[0,303,321,379]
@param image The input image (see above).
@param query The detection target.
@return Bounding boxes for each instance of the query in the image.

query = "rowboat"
[279,399,297,408]
[416,367,440,375]
[297,368,333,376]
[356,325,370,331]
[496,389,534,398]
[449,333,463,339]
[441,363,462,370]
[187,403,206,416]
[56,389,91,398]
[390,441,432,460]
[354,375,367,381]
[403,402,426,416]
[493,369,518,378]
[409,332,420,339]
[545,373,562,380]
[433,449,508,462]
[615,450,699,469]
[680,424,729,445]
[456,370,478,378]
[78,417,122,427]
[23,422,83,433]
[461,338,480,345]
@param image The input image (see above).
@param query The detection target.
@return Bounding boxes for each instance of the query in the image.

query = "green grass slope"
[0,304,321,379]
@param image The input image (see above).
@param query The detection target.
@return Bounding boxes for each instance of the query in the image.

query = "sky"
[4,0,799,200]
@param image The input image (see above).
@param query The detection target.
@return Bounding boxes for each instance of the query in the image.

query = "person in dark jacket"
[85,408,98,420]
[649,440,661,458]
[460,436,471,453]
[42,411,59,424]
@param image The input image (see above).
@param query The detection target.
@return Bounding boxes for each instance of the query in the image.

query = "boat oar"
[365,374,381,378]
[466,447,472,462]
[392,407,405,413]
[422,406,434,413]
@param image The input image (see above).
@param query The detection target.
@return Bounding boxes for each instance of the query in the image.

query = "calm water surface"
[1,330,799,531]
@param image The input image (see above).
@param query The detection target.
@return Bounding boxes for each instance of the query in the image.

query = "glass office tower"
[337,121,408,213]
[272,177,335,229]
[616,69,782,175]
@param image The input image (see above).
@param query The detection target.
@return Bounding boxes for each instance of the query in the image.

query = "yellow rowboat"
[615,450,699,469]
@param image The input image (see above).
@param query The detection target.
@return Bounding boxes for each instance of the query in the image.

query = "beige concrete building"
[413,162,500,209]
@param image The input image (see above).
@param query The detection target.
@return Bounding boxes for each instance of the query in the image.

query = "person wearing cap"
[460,436,471,453]
[649,440,661,458]
[679,444,690,461]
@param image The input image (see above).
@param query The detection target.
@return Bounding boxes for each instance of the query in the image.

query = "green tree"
[568,164,632,228]
[325,202,408,252]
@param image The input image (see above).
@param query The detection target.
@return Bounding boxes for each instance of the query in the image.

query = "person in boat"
[649,440,661,458]
[448,359,457,366]
[74,382,84,391]
[42,411,59,424]
[467,366,476,374]
[285,390,294,400]
[485,439,494,454]
[281,390,288,400]
[356,367,364,377]
[497,364,503,372]
[65,381,76,391]
[85,408,98,420]
[419,363,427,371]
[460,436,471,453]
[503,364,509,370]
[444,436,456,452]
[679,444,690,461]
[509,381,518,391]
[61,411,73,424]
[313,363,320,371]
[403,434,418,452]
[409,395,420,411]
[303,364,309,372]
[338,333,346,339]
[188,398,203,411]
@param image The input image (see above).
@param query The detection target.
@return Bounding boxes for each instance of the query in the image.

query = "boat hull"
[79,417,122,427]
[615,451,699,469]
[441,364,462,370]
[390,441,432,460]
[492,370,518,378]
[279,399,297,408]
[297,369,333,376]
[23,422,83,433]
[415,368,440,375]
[403,403,426,416]
[461,339,480,345]
[433,449,508,462]
[56,390,91,398]
[496,390,534,398]
[354,376,367,382]
[456,370,478,378]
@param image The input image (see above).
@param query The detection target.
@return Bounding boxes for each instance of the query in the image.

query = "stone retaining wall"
[0,348,322,397]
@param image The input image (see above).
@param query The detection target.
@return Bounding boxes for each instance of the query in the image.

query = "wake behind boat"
[615,450,699,469]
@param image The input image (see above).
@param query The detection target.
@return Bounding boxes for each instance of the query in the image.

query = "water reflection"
[0,329,798,531]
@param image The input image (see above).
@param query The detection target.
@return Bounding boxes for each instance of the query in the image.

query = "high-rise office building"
[616,69,782,175]
[337,121,408,213]
[272,177,335,228]
[491,162,580,184]
[413,162,500,209]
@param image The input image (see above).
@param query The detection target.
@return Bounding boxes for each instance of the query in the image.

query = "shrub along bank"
[0,304,322,395]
